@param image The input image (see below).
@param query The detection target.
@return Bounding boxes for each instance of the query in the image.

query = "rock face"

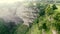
[0,2,38,26]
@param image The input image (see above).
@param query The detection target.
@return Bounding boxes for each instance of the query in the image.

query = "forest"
[0,0,60,34]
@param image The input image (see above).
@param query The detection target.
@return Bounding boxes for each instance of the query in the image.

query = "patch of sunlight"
[56,5,60,12]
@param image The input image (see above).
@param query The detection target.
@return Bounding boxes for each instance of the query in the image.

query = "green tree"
[52,4,58,10]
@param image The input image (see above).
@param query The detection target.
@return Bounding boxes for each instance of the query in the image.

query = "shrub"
[39,9,45,16]
[52,4,58,10]
[54,13,60,21]
[0,19,9,34]
[14,25,29,34]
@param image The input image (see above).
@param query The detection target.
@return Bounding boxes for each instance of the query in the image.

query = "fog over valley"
[0,1,38,26]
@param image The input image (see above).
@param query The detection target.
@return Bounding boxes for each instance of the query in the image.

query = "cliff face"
[0,2,38,26]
